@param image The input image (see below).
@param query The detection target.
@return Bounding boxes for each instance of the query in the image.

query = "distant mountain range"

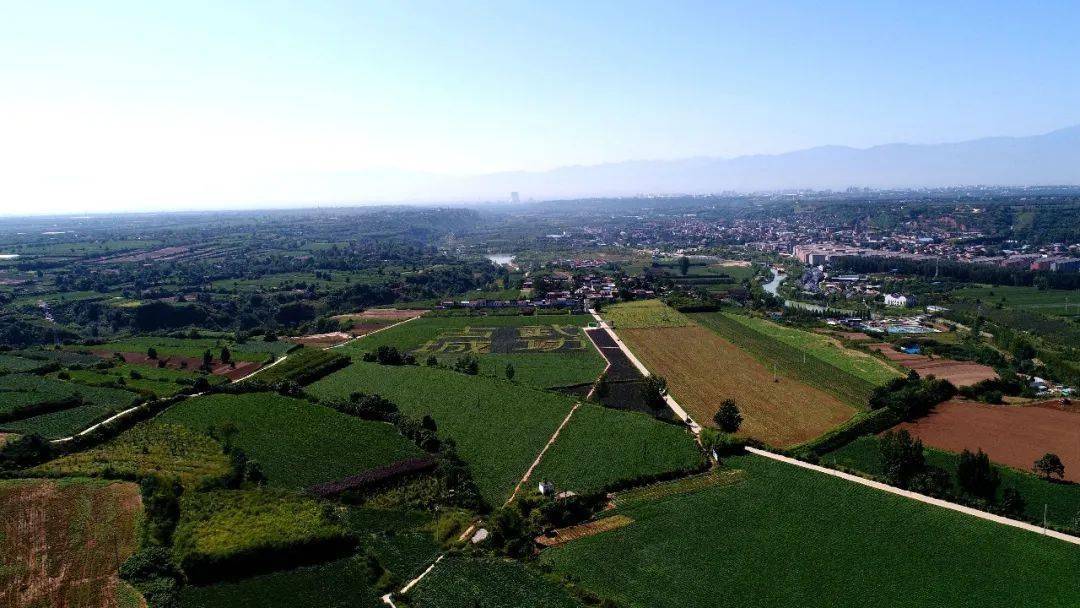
[403,125,1080,202]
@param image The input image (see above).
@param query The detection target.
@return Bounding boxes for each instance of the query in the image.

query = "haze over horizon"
[3,1,1080,214]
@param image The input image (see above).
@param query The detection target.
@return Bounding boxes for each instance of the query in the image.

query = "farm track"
[746,447,1080,546]
[587,309,701,434]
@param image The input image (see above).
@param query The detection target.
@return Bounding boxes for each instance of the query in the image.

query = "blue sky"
[2,1,1079,212]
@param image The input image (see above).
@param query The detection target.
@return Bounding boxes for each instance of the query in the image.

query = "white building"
[884,293,914,307]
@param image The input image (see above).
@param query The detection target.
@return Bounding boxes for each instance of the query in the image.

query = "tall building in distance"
[510,191,520,204]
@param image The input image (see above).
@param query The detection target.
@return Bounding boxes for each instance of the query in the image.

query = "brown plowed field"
[896,400,1080,482]
[0,478,141,608]
[867,343,997,387]
[621,325,856,448]
[95,350,260,381]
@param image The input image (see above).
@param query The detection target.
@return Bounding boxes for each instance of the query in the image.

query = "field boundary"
[745,446,1080,546]
[506,403,582,505]
[589,309,700,433]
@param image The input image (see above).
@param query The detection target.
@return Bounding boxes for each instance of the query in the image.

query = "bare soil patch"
[96,350,259,381]
[0,433,16,446]
[535,515,634,547]
[896,400,1080,482]
[0,478,141,608]
[332,308,427,321]
[289,331,353,348]
[621,325,856,448]
[867,343,997,387]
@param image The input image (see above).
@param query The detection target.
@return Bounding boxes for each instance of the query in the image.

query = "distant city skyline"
[3,1,1080,213]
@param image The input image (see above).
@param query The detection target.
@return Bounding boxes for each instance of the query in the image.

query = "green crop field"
[208,270,390,293]
[540,455,1080,608]
[534,405,703,493]
[157,393,422,489]
[35,422,232,487]
[0,353,49,374]
[0,373,141,438]
[179,508,439,608]
[309,362,577,505]
[56,363,226,398]
[691,311,899,407]
[406,554,581,608]
[337,313,603,389]
[823,436,1080,530]
[602,300,690,329]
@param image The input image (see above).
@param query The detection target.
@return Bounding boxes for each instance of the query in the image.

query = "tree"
[505,363,515,381]
[678,256,690,276]
[220,346,231,364]
[1033,453,1065,480]
[202,349,213,368]
[712,399,742,433]
[643,375,667,410]
[957,448,1000,501]
[147,346,158,360]
[879,430,926,488]
[999,487,1026,517]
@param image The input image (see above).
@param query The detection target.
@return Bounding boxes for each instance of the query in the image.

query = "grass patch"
[602,300,690,329]
[540,455,1080,608]
[33,422,232,487]
[309,362,577,505]
[172,489,355,584]
[157,393,422,489]
[535,405,704,494]
[56,363,225,398]
[248,347,350,385]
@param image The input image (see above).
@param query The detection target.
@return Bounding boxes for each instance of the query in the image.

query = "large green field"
[540,455,1080,608]
[0,373,141,438]
[337,313,603,389]
[157,393,423,489]
[823,435,1080,530]
[309,362,577,505]
[534,405,703,494]
[691,311,899,407]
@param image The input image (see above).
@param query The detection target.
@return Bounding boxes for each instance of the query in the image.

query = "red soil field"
[94,350,261,381]
[867,343,997,387]
[896,400,1080,482]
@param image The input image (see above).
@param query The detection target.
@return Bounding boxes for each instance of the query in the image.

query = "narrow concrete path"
[506,402,581,505]
[745,446,1080,546]
[50,390,208,444]
[587,309,701,434]
[234,354,287,382]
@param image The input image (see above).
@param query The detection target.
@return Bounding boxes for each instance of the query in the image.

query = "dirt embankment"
[94,350,261,381]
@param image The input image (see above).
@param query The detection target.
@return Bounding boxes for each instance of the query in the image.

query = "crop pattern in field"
[416,325,586,354]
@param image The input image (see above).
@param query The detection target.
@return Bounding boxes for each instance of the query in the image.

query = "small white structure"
[538,480,555,496]
[884,293,914,307]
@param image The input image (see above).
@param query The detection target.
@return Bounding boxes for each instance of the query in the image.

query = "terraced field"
[0,373,142,439]
[691,311,900,406]
[602,299,691,329]
[540,455,1080,608]
[157,392,423,489]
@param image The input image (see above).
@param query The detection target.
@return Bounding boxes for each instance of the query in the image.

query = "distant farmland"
[618,322,856,447]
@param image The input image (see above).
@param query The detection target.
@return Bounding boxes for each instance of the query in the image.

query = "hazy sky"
[3,1,1080,213]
